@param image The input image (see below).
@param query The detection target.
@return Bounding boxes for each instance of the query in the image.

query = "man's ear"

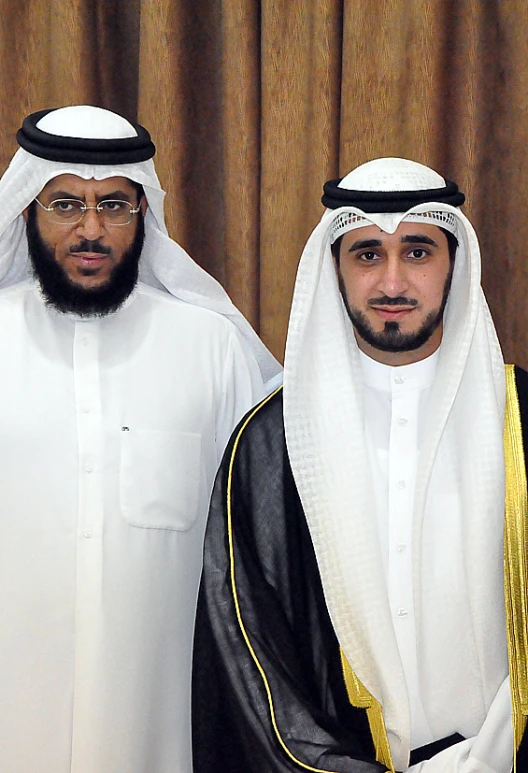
[22,207,29,223]
[140,197,148,216]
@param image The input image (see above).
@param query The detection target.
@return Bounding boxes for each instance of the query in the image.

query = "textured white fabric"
[0,279,264,773]
[283,159,509,770]
[0,106,281,389]
[330,159,460,242]
[330,209,459,243]
[407,678,513,773]
[338,157,446,191]
[37,104,139,139]
[361,350,439,748]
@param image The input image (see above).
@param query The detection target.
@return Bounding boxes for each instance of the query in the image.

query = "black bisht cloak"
[193,368,528,773]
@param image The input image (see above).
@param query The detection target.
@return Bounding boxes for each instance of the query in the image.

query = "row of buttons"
[77,330,100,544]
[395,412,409,494]
[392,401,412,626]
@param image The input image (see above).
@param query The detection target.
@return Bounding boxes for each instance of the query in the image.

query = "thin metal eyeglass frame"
[34,197,141,226]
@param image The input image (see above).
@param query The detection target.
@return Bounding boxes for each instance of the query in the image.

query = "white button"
[397,608,408,617]
[83,530,92,539]
[394,376,404,384]
[82,404,91,414]
[81,337,90,347]
[397,479,406,489]
[398,417,408,425]
[397,543,407,552]
[85,463,93,473]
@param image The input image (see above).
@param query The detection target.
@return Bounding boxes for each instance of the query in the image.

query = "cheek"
[113,228,136,257]
[34,217,63,254]
[422,269,450,306]
[341,268,371,305]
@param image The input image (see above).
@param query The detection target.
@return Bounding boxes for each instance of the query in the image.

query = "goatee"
[26,205,144,317]
[338,264,453,353]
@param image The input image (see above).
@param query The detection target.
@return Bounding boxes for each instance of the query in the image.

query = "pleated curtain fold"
[1,0,528,365]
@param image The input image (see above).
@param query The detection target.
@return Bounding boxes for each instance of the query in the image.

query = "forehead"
[340,221,447,247]
[38,174,137,200]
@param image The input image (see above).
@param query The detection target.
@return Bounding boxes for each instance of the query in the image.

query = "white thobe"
[0,279,264,773]
[360,350,513,772]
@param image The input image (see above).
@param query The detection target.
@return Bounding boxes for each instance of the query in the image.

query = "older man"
[193,158,528,772]
[0,105,280,773]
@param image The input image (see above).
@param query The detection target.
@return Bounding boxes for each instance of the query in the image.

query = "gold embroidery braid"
[504,364,528,770]
[340,650,395,772]
[226,371,528,770]
[227,387,345,773]
[338,363,528,773]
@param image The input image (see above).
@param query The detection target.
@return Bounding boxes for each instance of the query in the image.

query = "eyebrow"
[347,238,382,251]
[44,190,135,203]
[401,233,438,247]
[347,233,439,251]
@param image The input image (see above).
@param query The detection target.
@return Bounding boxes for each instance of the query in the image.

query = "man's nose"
[74,208,105,241]
[378,256,409,297]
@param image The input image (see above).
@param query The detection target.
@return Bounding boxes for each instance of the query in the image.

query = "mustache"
[368,296,418,307]
[69,239,111,255]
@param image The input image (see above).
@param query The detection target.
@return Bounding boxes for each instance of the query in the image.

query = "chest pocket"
[120,428,202,530]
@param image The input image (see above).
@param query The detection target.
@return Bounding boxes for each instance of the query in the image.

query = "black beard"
[26,205,144,317]
[338,265,453,354]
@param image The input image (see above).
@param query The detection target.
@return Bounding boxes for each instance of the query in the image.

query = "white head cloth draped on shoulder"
[283,158,507,769]
[0,105,281,388]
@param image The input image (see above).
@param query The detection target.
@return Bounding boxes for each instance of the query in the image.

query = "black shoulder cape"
[193,367,528,773]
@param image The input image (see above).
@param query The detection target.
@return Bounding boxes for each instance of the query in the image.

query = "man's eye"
[409,248,427,259]
[359,251,378,261]
[54,201,78,212]
[100,201,126,212]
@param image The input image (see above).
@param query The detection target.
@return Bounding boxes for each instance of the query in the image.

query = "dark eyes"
[99,201,128,212]
[356,248,429,262]
[408,248,428,259]
[56,201,76,212]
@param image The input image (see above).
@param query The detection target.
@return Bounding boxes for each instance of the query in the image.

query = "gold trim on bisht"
[226,368,528,770]
[504,363,528,768]
[340,650,395,773]
[227,387,346,773]
[339,364,528,772]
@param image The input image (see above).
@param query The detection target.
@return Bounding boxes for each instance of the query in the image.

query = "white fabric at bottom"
[408,678,513,773]
[0,280,263,773]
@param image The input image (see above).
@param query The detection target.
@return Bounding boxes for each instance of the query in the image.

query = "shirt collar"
[32,278,138,322]
[359,347,439,393]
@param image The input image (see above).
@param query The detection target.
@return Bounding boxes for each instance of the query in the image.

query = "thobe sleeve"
[193,393,386,773]
[214,329,268,464]
[406,677,513,773]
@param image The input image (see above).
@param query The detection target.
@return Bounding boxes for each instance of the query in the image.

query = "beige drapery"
[2,0,528,365]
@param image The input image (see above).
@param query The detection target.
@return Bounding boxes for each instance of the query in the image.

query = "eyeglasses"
[34,198,141,226]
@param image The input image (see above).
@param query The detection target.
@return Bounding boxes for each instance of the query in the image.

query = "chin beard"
[338,265,453,354]
[26,205,144,317]
[345,307,444,353]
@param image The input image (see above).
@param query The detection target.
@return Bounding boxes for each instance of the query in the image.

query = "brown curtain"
[2,0,528,366]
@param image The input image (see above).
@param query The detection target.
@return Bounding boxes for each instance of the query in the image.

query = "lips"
[370,306,416,321]
[69,252,109,268]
